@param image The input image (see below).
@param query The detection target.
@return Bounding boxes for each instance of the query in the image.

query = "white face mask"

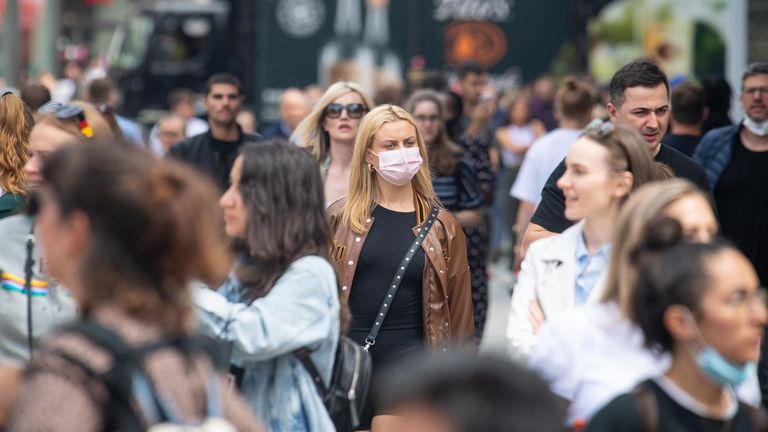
[743,117,768,137]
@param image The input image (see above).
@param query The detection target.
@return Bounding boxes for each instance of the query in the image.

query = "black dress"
[457,134,495,342]
[348,205,426,428]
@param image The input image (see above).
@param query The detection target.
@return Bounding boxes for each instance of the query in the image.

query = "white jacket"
[507,221,607,362]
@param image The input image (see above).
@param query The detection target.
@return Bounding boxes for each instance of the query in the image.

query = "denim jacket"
[194,255,339,432]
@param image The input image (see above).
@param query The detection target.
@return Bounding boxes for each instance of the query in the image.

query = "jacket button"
[429,247,434,252]
[348,260,354,266]
[342,285,348,291]
[355,237,361,242]
[443,321,448,327]
[439,269,444,274]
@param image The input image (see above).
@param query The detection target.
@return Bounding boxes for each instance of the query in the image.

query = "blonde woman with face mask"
[327,105,474,431]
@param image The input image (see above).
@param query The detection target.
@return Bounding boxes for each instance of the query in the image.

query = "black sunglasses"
[324,103,366,119]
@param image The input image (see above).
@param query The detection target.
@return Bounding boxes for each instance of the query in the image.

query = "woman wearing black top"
[586,220,768,432]
[328,104,474,431]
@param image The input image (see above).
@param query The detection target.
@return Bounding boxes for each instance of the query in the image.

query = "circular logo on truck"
[276,0,326,39]
[444,22,507,68]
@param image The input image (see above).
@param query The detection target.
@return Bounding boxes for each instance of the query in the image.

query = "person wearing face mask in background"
[694,62,768,288]
[327,105,474,431]
[529,180,761,429]
[586,219,768,431]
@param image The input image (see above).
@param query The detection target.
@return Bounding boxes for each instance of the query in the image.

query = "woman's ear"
[664,305,698,344]
[614,171,634,199]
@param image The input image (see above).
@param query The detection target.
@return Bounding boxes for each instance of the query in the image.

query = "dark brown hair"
[42,144,230,334]
[405,89,463,176]
[235,140,332,301]
[671,81,706,125]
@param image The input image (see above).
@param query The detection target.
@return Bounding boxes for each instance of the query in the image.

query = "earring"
[367,163,375,173]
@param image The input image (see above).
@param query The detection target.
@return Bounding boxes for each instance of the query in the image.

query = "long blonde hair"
[291,81,373,163]
[600,179,716,319]
[339,104,439,233]
[0,93,34,196]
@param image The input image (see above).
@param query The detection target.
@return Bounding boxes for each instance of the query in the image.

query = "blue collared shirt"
[574,231,611,305]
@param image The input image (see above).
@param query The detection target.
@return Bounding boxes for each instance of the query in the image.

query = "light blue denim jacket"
[194,255,339,432]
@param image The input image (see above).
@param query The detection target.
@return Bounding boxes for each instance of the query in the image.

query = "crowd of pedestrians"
[0,56,767,431]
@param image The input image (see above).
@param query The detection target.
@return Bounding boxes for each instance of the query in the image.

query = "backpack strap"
[59,321,162,431]
[294,347,329,398]
[632,381,658,432]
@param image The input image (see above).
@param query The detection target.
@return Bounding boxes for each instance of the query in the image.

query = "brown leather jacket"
[327,197,475,352]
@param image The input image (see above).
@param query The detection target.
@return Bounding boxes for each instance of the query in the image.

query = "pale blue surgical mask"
[683,308,756,387]
[695,346,756,387]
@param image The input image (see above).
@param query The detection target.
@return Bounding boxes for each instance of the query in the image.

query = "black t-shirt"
[209,136,241,187]
[586,379,760,432]
[530,144,712,233]
[714,134,768,286]
[348,205,426,357]
[663,134,701,157]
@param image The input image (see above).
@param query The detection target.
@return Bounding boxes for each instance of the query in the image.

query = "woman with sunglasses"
[507,122,665,360]
[585,220,768,431]
[0,92,33,219]
[292,81,373,206]
[327,104,474,431]
[529,180,760,427]
[8,144,261,431]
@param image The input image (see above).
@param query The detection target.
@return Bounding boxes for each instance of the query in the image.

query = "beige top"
[8,306,263,432]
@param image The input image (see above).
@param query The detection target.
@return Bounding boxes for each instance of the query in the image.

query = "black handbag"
[295,205,440,431]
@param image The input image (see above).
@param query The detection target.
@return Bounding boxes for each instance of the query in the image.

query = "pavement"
[479,255,516,355]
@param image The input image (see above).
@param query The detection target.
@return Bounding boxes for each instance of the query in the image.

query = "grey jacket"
[0,215,77,366]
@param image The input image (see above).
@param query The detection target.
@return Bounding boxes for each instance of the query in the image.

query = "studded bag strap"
[363,206,440,351]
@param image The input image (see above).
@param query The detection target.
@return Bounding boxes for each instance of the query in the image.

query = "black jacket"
[167,128,260,190]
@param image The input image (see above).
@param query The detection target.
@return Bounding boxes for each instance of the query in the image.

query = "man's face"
[204,83,243,126]
[608,83,669,153]
[157,118,186,151]
[741,73,768,123]
[280,92,309,132]
[459,72,488,106]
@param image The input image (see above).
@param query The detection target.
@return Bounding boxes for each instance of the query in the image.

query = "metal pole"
[4,0,21,86]
[727,0,748,121]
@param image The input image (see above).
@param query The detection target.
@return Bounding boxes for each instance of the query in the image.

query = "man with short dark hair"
[665,81,707,156]
[694,62,768,286]
[167,73,260,189]
[521,60,710,253]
